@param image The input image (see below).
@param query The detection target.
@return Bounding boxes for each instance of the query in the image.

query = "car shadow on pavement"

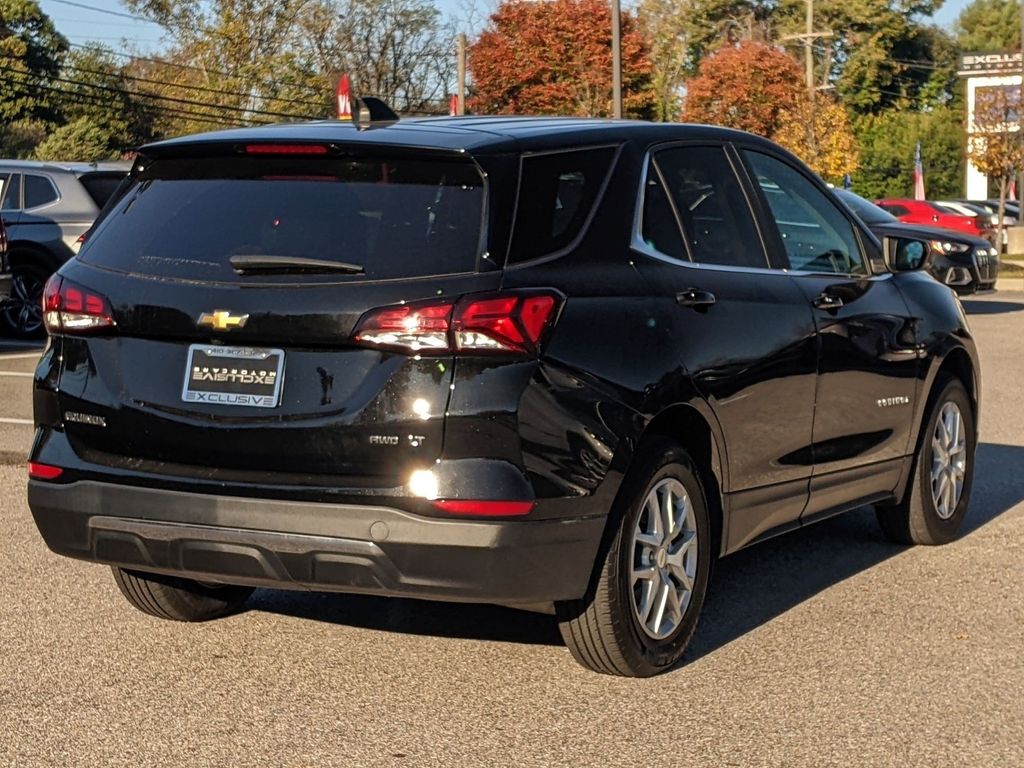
[249,442,1024,656]
[686,441,1024,663]
[961,298,1024,315]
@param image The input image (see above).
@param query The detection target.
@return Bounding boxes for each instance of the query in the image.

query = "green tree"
[637,0,693,120]
[55,46,158,154]
[0,0,68,154]
[955,0,1020,51]
[32,118,113,162]
[851,106,964,199]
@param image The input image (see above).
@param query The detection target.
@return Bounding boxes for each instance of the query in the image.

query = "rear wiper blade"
[229,254,365,274]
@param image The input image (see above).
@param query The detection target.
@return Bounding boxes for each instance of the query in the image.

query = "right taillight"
[43,275,116,334]
[353,290,561,356]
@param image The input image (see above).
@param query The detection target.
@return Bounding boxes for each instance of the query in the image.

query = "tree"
[0,0,68,155]
[299,0,455,113]
[468,0,655,118]
[32,118,113,162]
[54,46,158,154]
[682,41,803,137]
[637,0,693,121]
[968,86,1023,239]
[776,97,859,182]
[955,0,1020,51]
[851,106,964,200]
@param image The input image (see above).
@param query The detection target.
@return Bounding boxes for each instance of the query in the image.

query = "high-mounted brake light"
[431,500,535,516]
[28,462,63,480]
[352,291,560,356]
[245,144,329,156]
[43,275,115,334]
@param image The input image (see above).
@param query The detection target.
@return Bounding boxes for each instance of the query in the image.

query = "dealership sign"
[959,52,1024,76]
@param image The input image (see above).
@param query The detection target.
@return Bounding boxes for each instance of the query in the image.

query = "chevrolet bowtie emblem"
[198,310,249,331]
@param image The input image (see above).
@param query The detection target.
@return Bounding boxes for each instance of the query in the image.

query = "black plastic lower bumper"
[28,479,605,605]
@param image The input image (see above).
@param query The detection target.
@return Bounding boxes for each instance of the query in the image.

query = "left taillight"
[352,290,561,356]
[43,275,115,334]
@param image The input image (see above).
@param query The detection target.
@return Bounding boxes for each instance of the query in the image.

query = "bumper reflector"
[28,462,63,480]
[431,500,534,516]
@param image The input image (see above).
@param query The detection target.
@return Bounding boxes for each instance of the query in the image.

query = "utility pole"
[781,0,832,96]
[456,33,467,116]
[612,0,622,118]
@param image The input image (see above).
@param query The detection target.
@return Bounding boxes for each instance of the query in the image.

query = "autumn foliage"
[468,0,655,118]
[683,41,857,181]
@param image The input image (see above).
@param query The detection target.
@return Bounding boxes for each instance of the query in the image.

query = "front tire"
[112,567,253,621]
[556,440,712,676]
[876,375,976,545]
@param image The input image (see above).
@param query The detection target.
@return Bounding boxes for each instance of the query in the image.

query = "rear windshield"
[78,173,127,208]
[79,154,486,282]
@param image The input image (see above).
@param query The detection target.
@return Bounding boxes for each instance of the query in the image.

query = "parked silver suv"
[0,160,130,336]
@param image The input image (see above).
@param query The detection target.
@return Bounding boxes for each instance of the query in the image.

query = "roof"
[142,116,777,156]
[0,159,132,175]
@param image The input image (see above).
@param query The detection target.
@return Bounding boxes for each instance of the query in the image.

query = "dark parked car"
[28,118,981,676]
[0,213,10,302]
[0,160,130,336]
[836,189,998,293]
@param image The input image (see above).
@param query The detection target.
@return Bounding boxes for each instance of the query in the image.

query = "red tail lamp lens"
[353,291,560,356]
[431,500,534,516]
[28,462,63,480]
[43,275,115,334]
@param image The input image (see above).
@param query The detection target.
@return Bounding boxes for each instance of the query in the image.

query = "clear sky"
[38,0,973,57]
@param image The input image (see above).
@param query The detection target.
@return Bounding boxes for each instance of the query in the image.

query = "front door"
[739,149,921,522]
[633,144,819,551]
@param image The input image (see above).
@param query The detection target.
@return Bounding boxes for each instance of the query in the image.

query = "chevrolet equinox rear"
[28,117,981,676]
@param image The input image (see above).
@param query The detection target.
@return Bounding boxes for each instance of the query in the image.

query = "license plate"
[181,345,285,408]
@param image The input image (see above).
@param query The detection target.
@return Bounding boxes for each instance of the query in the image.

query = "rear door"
[633,143,818,551]
[56,145,496,481]
[739,149,921,521]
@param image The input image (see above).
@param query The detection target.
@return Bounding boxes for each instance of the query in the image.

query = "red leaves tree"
[682,41,803,138]
[468,0,655,118]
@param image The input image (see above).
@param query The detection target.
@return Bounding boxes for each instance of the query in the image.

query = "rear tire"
[112,567,253,621]
[876,375,976,545]
[2,260,50,338]
[556,440,712,676]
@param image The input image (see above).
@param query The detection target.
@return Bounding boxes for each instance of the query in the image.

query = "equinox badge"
[198,310,249,331]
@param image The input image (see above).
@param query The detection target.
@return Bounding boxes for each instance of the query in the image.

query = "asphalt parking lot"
[1,293,1023,767]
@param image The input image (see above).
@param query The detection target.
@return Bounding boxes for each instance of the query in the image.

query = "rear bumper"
[28,479,605,605]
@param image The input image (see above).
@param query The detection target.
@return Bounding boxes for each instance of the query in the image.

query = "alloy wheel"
[630,477,698,640]
[930,401,967,520]
[2,268,45,335]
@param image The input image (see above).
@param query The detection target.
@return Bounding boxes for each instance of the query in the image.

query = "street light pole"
[612,0,622,118]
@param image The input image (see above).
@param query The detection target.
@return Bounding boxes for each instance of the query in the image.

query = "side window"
[509,146,617,264]
[653,146,768,269]
[1,173,21,210]
[24,174,59,209]
[640,159,685,259]
[745,151,866,275]
[880,203,908,217]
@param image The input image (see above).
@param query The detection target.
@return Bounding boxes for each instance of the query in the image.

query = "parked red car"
[875,198,994,242]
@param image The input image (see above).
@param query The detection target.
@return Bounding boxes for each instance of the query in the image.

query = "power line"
[0,63,318,120]
[45,0,160,24]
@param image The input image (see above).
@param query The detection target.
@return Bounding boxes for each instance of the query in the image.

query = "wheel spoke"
[665,582,683,626]
[650,579,669,634]
[659,484,674,543]
[632,564,657,585]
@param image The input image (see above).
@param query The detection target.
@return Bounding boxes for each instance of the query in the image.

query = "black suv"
[28,118,980,676]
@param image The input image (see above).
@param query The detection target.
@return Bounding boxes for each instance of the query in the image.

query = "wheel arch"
[6,240,63,273]
[636,403,727,560]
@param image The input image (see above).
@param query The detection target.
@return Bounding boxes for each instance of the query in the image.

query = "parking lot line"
[0,372,33,377]
[0,417,32,425]
[0,352,43,361]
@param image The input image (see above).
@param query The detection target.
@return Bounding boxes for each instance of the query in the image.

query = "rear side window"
[80,155,486,282]
[1,173,22,210]
[880,203,909,216]
[508,146,617,264]
[24,174,59,209]
[78,173,127,208]
[652,146,768,269]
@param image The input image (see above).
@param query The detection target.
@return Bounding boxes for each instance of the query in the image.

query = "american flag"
[913,141,926,200]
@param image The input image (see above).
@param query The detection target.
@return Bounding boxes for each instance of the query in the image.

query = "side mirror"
[883,236,928,272]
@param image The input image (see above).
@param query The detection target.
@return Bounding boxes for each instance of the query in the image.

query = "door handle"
[812,292,844,310]
[676,288,716,309]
